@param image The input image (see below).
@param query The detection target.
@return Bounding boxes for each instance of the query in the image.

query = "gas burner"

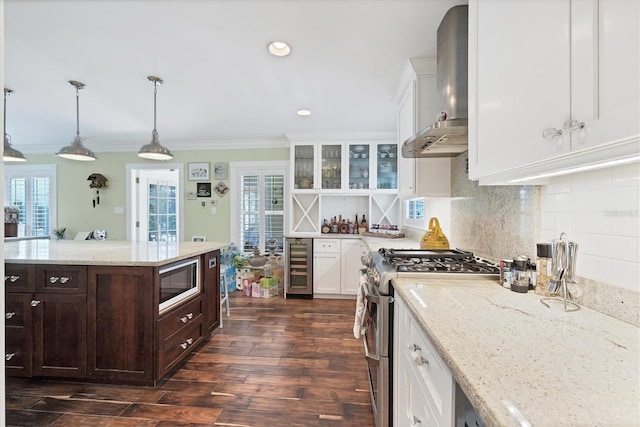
[381,248,500,275]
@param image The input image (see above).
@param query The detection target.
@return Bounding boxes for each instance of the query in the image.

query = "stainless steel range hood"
[402,5,468,158]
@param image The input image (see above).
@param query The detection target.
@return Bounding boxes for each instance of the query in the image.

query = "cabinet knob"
[180,342,188,350]
[186,338,194,345]
[49,276,59,283]
[409,415,422,426]
[5,353,15,361]
[5,312,16,320]
[30,300,41,307]
[415,356,429,367]
[180,313,194,323]
[409,343,421,352]
[6,275,20,283]
[60,276,70,284]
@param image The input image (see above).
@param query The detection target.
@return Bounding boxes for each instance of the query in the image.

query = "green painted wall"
[19,148,289,242]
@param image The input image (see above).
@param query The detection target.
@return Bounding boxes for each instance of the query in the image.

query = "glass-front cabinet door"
[374,143,398,191]
[293,144,316,191]
[320,144,342,190]
[347,143,371,190]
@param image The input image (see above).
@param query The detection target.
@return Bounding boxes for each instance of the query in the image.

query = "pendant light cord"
[153,80,158,133]
[76,85,81,138]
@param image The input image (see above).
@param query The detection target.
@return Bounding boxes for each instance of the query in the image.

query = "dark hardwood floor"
[5,292,374,426]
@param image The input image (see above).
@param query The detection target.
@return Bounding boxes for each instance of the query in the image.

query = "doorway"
[126,163,184,242]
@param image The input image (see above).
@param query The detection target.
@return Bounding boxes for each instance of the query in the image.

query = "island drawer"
[36,265,87,294]
[158,319,204,377]
[5,327,31,377]
[158,296,204,342]
[5,264,35,293]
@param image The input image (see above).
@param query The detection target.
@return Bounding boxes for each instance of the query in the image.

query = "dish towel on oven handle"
[353,274,368,339]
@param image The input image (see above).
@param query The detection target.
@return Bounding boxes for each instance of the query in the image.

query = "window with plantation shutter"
[5,165,57,237]
[232,162,287,255]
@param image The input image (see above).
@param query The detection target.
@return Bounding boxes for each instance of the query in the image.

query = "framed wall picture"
[197,182,212,197]
[188,162,210,181]
[214,162,228,180]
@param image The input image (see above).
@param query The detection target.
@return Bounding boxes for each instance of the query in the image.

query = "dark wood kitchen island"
[4,239,228,385]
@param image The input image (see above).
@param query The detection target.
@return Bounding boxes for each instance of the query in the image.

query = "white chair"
[220,265,230,327]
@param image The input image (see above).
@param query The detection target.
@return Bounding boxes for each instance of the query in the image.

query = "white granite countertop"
[392,278,640,427]
[4,240,229,266]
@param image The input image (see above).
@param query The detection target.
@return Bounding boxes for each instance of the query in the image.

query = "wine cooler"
[285,238,313,298]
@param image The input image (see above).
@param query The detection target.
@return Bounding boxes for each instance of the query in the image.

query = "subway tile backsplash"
[450,154,640,326]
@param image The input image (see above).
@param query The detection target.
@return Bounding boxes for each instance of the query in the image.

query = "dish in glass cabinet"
[351,145,366,152]
[378,144,392,151]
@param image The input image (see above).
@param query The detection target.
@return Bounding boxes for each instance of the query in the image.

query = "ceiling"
[3,0,465,156]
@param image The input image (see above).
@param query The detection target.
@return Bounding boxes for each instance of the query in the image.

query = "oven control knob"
[367,268,380,287]
[360,253,372,268]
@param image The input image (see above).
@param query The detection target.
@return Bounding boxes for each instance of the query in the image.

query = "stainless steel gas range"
[360,248,499,427]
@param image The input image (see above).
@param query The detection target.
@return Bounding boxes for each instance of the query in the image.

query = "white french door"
[230,161,288,254]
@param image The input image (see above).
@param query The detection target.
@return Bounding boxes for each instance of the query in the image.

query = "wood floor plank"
[119,402,223,424]
[4,292,374,426]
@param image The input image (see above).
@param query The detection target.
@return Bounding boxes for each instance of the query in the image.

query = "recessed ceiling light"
[297,109,311,116]
[268,41,291,57]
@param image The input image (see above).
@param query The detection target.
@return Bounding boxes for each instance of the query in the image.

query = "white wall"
[540,163,640,292]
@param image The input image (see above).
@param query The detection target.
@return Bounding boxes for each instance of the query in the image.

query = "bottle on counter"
[321,219,330,234]
[359,214,368,234]
[535,243,552,295]
[330,216,338,234]
[354,215,360,234]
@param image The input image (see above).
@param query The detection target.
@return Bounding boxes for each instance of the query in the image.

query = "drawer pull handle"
[5,353,15,361]
[60,276,70,284]
[179,338,194,350]
[409,343,421,352]
[415,356,429,366]
[49,276,59,283]
[409,415,422,426]
[181,312,195,323]
[5,312,16,319]
[6,275,20,283]
[31,300,41,307]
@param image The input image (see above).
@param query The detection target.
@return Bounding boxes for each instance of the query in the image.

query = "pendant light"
[56,80,97,161]
[138,76,172,160]
[3,88,27,162]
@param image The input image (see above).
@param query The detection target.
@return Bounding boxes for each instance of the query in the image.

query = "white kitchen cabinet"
[396,58,451,197]
[289,139,401,235]
[394,293,454,427]
[313,239,341,294]
[313,238,366,296]
[340,239,366,295]
[468,0,640,184]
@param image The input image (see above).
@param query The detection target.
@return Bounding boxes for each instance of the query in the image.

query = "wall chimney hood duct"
[402,5,468,158]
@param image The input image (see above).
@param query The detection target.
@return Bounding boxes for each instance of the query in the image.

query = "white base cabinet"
[313,238,366,297]
[394,294,454,427]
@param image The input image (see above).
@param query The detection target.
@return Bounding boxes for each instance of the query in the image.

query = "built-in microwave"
[159,258,200,313]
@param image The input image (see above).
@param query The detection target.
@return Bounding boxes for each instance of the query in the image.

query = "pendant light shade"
[3,88,27,162]
[138,76,172,160]
[56,80,97,161]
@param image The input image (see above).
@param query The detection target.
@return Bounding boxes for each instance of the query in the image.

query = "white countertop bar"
[4,240,229,266]
[392,278,640,427]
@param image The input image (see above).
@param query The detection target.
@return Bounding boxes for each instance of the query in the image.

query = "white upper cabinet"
[469,0,640,184]
[396,58,451,197]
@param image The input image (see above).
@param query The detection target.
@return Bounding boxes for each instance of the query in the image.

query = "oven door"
[362,282,393,427]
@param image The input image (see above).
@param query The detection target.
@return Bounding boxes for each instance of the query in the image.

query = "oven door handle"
[363,282,394,305]
[363,335,379,361]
